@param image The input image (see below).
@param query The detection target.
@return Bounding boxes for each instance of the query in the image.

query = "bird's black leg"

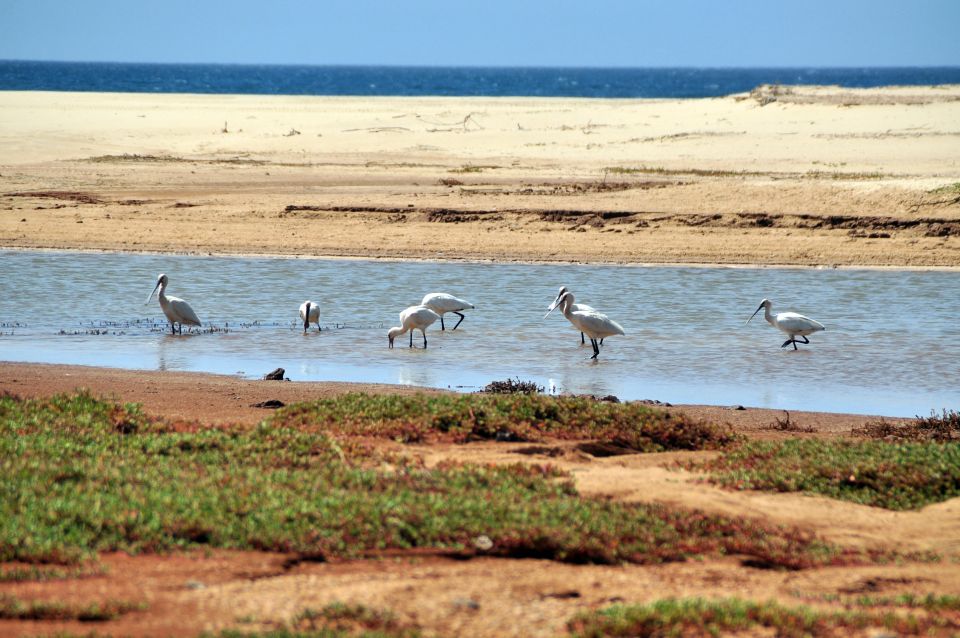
[781,338,794,348]
[600,338,604,346]
[440,316,446,331]
[452,312,465,330]
[797,335,810,344]
[581,332,585,344]
[422,330,428,348]
[409,331,413,348]
[590,338,600,359]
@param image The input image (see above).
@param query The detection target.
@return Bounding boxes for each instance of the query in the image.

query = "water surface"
[1,250,958,416]
[3,61,960,98]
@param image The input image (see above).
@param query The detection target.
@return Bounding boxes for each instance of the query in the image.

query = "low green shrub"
[689,439,960,510]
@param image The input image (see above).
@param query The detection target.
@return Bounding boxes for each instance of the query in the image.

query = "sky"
[1,0,958,68]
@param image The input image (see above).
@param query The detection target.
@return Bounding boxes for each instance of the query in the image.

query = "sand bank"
[1,86,959,266]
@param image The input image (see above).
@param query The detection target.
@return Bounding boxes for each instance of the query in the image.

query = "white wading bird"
[421,293,474,331]
[747,298,825,350]
[388,305,441,349]
[545,291,624,359]
[146,273,201,335]
[547,286,602,345]
[299,300,321,333]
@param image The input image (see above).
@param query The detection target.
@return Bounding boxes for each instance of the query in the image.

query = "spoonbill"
[546,286,601,345]
[546,291,624,359]
[747,298,825,350]
[421,293,474,330]
[299,300,321,333]
[146,273,201,335]
[388,305,441,349]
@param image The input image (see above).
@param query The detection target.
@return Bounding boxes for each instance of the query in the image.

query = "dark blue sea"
[2,60,960,98]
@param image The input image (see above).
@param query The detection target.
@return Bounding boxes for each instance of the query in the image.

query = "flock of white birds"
[147,273,826,359]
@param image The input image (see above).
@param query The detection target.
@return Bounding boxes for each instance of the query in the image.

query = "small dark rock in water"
[263,368,285,381]
[251,399,285,409]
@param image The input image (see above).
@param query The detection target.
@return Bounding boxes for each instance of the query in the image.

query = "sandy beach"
[2,85,959,267]
[2,86,960,637]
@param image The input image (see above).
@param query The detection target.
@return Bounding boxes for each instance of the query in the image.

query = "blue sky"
[1,0,958,67]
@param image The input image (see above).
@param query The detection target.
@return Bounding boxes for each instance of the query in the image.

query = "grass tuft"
[268,392,739,450]
[688,438,960,510]
[760,411,816,433]
[854,409,960,443]
[291,603,421,637]
[0,594,143,621]
[567,598,958,637]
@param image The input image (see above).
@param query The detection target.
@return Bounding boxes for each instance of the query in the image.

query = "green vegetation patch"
[0,562,105,582]
[0,594,143,621]
[269,392,738,450]
[815,593,960,612]
[689,439,960,510]
[0,392,878,569]
[568,598,958,637]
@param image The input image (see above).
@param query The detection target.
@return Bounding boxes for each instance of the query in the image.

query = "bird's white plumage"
[421,293,474,314]
[388,305,441,348]
[748,298,824,349]
[550,291,624,358]
[299,300,320,332]
[421,292,474,330]
[146,273,201,334]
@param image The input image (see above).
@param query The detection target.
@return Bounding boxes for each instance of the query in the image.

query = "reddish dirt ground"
[1,362,958,637]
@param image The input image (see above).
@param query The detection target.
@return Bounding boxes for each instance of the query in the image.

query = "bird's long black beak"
[145,280,160,305]
[303,302,311,333]
[746,304,764,324]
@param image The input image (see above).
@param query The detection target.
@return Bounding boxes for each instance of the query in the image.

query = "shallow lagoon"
[1,250,958,416]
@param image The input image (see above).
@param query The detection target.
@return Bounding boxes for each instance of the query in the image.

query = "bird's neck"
[764,306,775,326]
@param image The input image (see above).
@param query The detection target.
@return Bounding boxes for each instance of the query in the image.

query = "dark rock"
[251,399,286,409]
[263,368,285,381]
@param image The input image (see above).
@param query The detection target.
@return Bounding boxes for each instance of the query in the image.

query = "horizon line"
[4,58,960,71]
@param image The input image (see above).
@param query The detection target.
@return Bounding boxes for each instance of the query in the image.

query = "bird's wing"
[169,297,201,326]
[411,307,440,327]
[777,312,823,332]
[572,310,625,337]
[424,294,473,312]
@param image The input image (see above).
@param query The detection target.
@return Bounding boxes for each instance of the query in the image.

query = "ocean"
[2,60,959,98]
